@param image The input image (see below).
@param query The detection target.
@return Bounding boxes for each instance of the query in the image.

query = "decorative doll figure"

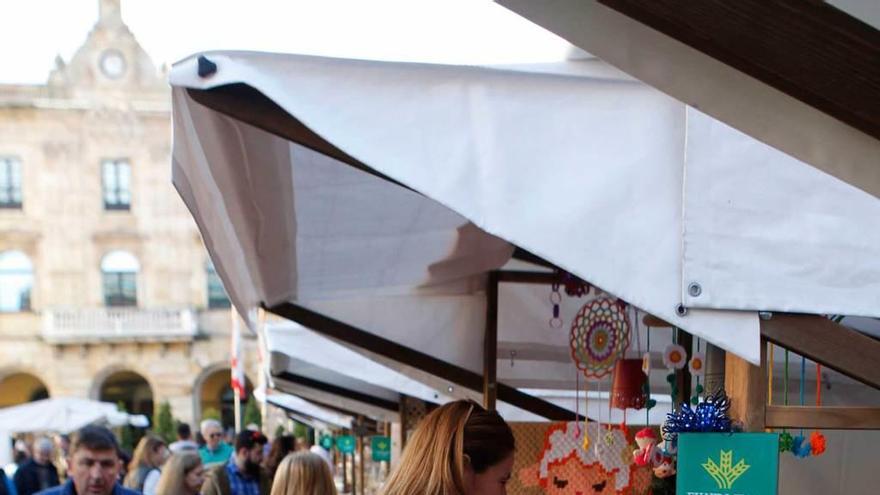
[632,428,658,467]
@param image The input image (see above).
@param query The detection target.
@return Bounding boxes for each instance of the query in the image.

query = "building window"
[101,250,139,307]
[0,157,22,209]
[206,260,230,309]
[102,159,131,210]
[0,251,33,312]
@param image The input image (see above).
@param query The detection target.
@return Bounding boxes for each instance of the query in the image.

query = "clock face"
[100,50,126,79]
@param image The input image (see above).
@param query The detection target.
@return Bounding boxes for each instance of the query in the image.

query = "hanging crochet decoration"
[662,389,732,444]
[570,298,631,379]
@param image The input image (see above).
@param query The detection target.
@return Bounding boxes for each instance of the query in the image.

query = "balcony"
[42,308,198,343]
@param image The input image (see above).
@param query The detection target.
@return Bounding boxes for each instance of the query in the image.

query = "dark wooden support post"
[725,338,768,432]
[704,343,726,396]
[674,329,693,409]
[483,271,499,411]
[342,449,349,493]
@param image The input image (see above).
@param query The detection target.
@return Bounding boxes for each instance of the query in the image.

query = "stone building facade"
[0,0,261,429]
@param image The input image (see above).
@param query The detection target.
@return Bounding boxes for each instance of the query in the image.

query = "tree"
[202,407,221,421]
[117,401,134,453]
[293,420,308,440]
[154,401,176,443]
[243,397,262,429]
[274,424,287,439]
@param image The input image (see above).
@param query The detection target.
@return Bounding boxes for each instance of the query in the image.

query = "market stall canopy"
[497,0,880,199]
[0,397,148,434]
[253,388,354,430]
[265,320,674,424]
[170,51,880,369]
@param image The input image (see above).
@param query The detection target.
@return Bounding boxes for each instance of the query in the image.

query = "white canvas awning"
[0,397,148,434]
[254,388,355,430]
[171,51,879,369]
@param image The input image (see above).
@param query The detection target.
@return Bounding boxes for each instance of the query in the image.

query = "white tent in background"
[0,397,148,467]
[169,51,879,420]
[0,397,149,433]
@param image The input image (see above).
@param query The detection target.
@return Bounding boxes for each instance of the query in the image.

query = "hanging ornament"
[663,344,687,370]
[809,431,826,456]
[778,431,794,453]
[549,283,563,329]
[611,358,648,410]
[570,297,631,379]
[791,435,812,458]
[662,389,732,443]
[689,351,706,378]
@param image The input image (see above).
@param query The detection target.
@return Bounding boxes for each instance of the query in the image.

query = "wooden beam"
[724,339,767,431]
[483,272,499,411]
[596,0,880,141]
[267,302,581,420]
[642,314,672,328]
[760,314,880,389]
[765,406,880,430]
[511,247,557,269]
[496,270,559,285]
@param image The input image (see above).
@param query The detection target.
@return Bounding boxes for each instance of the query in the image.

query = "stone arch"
[192,363,253,429]
[91,365,155,421]
[0,368,50,407]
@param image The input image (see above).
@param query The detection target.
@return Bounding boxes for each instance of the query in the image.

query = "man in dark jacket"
[35,425,138,495]
[201,430,270,495]
[14,438,60,495]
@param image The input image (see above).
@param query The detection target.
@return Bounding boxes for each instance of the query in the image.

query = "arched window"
[101,250,139,307]
[206,259,230,309]
[0,250,33,312]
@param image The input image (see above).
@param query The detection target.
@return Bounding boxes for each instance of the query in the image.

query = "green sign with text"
[336,435,356,454]
[371,436,391,462]
[677,433,779,495]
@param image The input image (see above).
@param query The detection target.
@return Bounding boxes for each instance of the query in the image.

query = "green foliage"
[116,402,134,453]
[154,401,176,443]
[202,407,221,421]
[293,420,308,440]
[274,424,287,439]
[243,398,262,428]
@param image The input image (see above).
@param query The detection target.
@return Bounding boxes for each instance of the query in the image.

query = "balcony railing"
[42,308,198,343]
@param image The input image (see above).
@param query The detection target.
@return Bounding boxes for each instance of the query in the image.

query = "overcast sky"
[0,0,570,84]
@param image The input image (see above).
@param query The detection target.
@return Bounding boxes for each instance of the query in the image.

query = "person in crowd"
[122,435,168,495]
[199,420,234,468]
[155,452,205,495]
[264,436,295,482]
[14,438,60,495]
[269,452,336,495]
[308,441,333,475]
[381,400,515,495]
[35,425,139,495]
[53,436,70,482]
[170,423,200,454]
[0,467,14,495]
[201,430,270,495]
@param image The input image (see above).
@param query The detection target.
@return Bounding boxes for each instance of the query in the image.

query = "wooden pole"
[342,452,349,493]
[674,330,693,410]
[483,271,499,411]
[358,433,366,495]
[724,338,768,431]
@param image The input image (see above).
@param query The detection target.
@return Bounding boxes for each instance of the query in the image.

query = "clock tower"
[47,0,166,102]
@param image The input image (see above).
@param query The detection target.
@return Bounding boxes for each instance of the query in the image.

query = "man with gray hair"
[199,419,234,467]
[14,438,59,495]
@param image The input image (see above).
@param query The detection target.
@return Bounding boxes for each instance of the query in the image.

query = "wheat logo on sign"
[702,450,750,489]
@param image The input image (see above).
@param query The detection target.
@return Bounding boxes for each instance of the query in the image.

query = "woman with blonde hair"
[123,434,169,495]
[381,400,515,495]
[270,451,337,495]
[155,452,205,495]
